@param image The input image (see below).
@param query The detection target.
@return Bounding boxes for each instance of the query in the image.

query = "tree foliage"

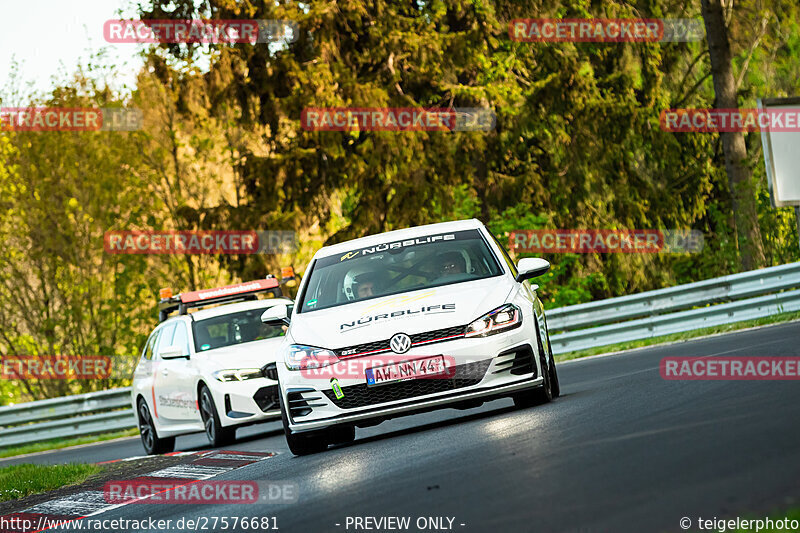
[1,0,799,401]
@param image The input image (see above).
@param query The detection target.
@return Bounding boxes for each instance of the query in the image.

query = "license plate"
[365,356,446,387]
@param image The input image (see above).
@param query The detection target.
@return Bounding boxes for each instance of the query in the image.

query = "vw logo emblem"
[390,333,412,354]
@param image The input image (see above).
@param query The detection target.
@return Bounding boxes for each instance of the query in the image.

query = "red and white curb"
[95,450,201,465]
[0,450,275,533]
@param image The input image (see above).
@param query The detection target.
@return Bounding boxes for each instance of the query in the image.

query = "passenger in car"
[437,251,466,276]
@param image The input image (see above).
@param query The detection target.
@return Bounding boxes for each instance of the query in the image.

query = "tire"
[199,385,236,447]
[548,342,560,398]
[544,318,560,399]
[279,390,330,456]
[137,398,175,455]
[513,319,553,409]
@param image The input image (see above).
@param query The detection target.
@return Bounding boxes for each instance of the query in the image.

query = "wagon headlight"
[212,368,264,382]
[465,304,522,337]
[285,344,339,371]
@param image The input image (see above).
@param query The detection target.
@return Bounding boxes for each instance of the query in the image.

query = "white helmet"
[343,269,383,301]
[343,267,369,301]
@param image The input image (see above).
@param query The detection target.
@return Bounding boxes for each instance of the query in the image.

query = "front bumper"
[280,326,543,432]
[211,378,282,427]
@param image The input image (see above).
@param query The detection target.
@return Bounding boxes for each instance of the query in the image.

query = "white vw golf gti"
[132,278,291,454]
[262,219,560,455]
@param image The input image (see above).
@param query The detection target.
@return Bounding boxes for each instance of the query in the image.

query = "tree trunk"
[702,0,764,270]
[701,0,765,271]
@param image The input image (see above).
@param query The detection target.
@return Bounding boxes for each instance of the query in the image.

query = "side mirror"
[261,303,290,327]
[515,258,550,283]
[159,345,189,360]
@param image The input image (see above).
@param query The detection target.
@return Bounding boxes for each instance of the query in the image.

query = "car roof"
[162,296,293,323]
[313,218,485,259]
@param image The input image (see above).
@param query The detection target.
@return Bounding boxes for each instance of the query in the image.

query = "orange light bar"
[179,278,279,304]
[281,266,295,279]
[159,288,173,300]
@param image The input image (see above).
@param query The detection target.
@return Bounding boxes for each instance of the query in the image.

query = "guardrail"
[548,261,800,353]
[2,262,799,449]
[0,388,135,449]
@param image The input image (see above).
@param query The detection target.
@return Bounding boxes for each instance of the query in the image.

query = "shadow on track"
[176,426,285,453]
[330,401,522,451]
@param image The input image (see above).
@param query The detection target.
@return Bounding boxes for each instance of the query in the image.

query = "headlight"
[212,368,264,382]
[465,304,522,337]
[285,344,339,371]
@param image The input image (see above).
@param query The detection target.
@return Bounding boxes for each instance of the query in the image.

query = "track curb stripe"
[0,450,275,533]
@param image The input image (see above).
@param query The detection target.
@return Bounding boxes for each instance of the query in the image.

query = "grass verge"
[0,428,139,459]
[555,310,800,362]
[733,507,800,532]
[0,463,102,502]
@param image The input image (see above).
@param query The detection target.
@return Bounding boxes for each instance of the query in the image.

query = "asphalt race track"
[4,321,800,533]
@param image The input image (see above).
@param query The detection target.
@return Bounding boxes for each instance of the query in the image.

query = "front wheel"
[199,385,236,447]
[137,399,175,455]
[513,351,552,408]
[544,318,560,398]
[279,391,331,456]
[548,346,560,399]
[513,320,553,408]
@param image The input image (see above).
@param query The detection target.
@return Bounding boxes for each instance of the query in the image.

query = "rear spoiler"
[158,277,282,322]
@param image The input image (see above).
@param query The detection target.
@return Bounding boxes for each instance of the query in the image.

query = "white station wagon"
[132,278,291,454]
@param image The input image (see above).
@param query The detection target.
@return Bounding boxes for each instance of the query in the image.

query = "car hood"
[289,276,516,349]
[193,337,285,371]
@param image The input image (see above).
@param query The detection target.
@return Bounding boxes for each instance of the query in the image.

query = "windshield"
[299,229,503,313]
[191,308,285,352]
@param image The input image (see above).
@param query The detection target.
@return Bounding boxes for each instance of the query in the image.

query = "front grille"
[321,360,491,409]
[336,325,467,357]
[253,385,279,412]
[337,338,390,357]
[411,325,466,344]
[261,362,278,381]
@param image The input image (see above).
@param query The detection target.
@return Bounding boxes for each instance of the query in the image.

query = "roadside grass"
[555,310,800,362]
[0,463,102,502]
[0,428,139,459]
[734,508,800,532]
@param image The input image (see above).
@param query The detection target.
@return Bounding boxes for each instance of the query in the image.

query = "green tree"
[0,75,155,400]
